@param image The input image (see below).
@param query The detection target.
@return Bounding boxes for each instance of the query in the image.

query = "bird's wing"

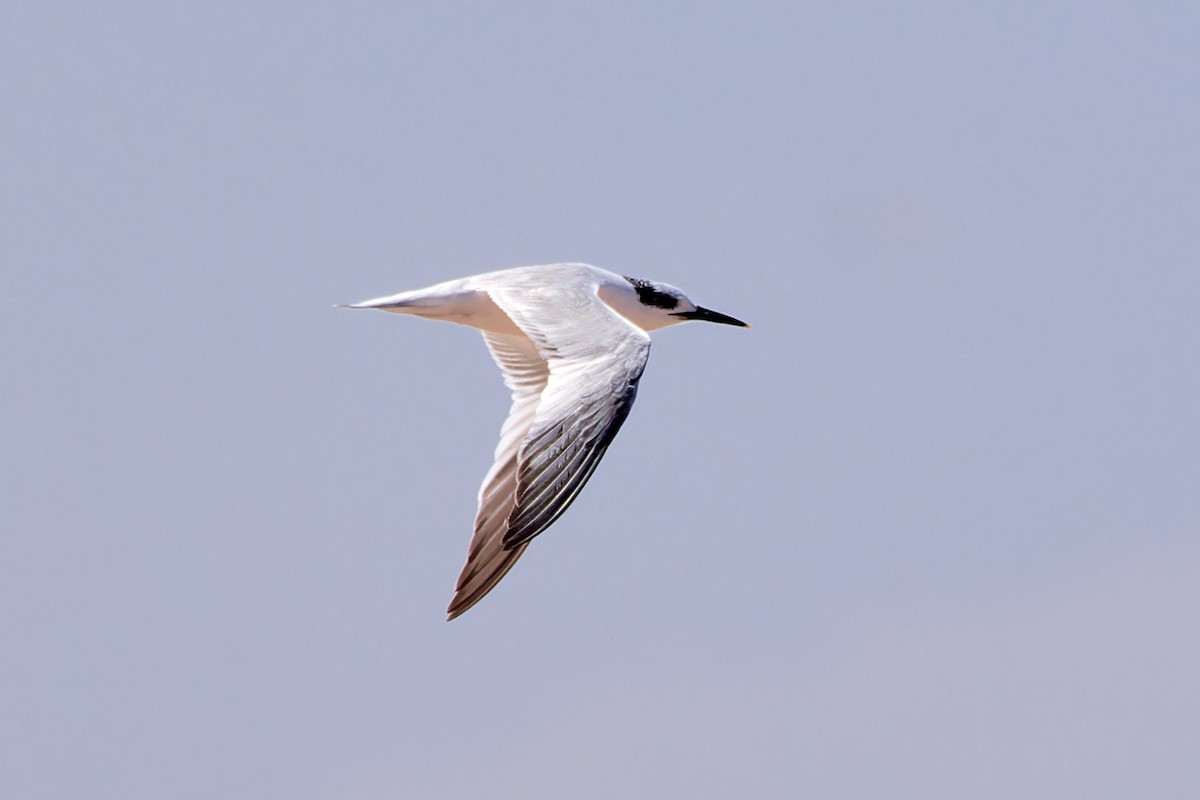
[486,282,651,549]
[448,331,549,620]
[446,281,651,619]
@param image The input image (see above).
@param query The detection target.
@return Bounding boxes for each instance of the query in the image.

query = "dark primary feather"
[502,370,644,549]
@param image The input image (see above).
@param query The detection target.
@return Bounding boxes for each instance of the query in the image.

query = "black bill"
[671,306,749,327]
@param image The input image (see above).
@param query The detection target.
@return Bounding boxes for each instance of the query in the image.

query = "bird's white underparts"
[341,263,748,620]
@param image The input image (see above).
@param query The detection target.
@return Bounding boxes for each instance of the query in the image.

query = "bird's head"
[611,276,749,331]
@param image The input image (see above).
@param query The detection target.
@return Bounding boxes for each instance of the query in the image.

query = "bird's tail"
[337,280,509,332]
[336,274,485,316]
[339,287,432,311]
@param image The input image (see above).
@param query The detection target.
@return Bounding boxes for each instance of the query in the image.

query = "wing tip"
[446,590,477,621]
[445,589,477,621]
[444,541,530,621]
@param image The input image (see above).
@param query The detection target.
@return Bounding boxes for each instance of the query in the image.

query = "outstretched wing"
[446,278,651,619]
[487,283,651,548]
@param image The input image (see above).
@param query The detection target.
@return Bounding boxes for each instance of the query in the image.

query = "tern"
[342,263,748,619]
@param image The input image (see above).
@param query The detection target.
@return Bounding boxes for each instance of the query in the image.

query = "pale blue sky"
[2,3,1198,798]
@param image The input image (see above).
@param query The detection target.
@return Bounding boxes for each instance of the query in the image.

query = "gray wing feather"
[446,332,547,620]
[503,364,643,547]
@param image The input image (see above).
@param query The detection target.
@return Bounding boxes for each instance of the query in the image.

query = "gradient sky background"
[3,2,1198,798]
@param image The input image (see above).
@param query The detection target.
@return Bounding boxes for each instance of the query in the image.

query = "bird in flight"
[342,263,748,619]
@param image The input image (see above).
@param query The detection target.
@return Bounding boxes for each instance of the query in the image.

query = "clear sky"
[3,2,1198,798]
